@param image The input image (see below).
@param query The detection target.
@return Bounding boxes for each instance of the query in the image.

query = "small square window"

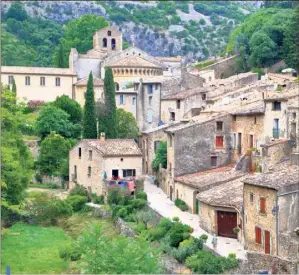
[202,93,206,100]
[272,101,281,111]
[107,30,112,36]
[120,158,123,162]
[216,121,223,131]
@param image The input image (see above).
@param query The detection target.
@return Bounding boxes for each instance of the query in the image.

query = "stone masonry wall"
[174,115,233,176]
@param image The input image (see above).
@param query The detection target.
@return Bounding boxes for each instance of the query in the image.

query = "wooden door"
[264,230,270,254]
[217,211,237,239]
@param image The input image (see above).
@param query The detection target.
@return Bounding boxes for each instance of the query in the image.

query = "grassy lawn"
[29,183,59,189]
[1,223,72,274]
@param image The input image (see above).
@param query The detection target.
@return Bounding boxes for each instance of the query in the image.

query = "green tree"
[283,5,299,72]
[56,43,66,68]
[116,108,139,139]
[53,95,82,124]
[35,105,81,139]
[59,15,108,64]
[1,86,34,205]
[5,2,28,21]
[83,72,97,139]
[77,224,162,274]
[102,67,117,138]
[11,77,17,101]
[249,31,278,67]
[152,142,167,172]
[36,132,72,177]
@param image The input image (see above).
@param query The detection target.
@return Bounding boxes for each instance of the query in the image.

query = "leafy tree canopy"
[152,142,167,172]
[35,105,81,139]
[5,2,28,21]
[53,95,83,124]
[77,224,162,274]
[59,15,108,67]
[1,86,34,205]
[36,132,72,177]
[116,108,139,140]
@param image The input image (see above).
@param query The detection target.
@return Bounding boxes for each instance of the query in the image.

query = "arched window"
[115,82,119,91]
[25,76,30,86]
[111,38,116,50]
[103,38,107,48]
[55,77,60,87]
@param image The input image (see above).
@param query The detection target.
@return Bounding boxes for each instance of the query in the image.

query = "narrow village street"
[144,176,247,260]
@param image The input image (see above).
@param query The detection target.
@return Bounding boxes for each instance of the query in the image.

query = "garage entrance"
[217,211,237,239]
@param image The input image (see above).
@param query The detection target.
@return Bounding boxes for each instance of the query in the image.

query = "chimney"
[100,132,105,141]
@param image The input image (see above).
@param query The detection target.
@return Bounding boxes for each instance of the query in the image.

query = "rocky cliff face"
[1,1,258,62]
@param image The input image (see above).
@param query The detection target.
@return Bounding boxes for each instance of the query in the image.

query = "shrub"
[172,216,180,222]
[70,186,89,198]
[66,195,88,212]
[200,234,208,243]
[26,195,72,225]
[135,222,146,233]
[117,207,128,218]
[147,227,167,241]
[70,252,81,261]
[125,213,137,222]
[129,199,146,210]
[59,246,72,261]
[169,231,186,247]
[175,199,189,211]
[91,193,105,204]
[157,218,173,231]
[136,190,147,201]
[171,241,200,263]
[186,250,239,274]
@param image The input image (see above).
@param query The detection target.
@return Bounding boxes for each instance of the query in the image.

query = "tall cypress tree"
[83,72,97,139]
[11,77,17,97]
[57,44,65,68]
[102,67,117,138]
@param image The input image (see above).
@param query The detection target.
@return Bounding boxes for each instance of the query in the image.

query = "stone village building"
[69,133,142,196]
[242,160,299,263]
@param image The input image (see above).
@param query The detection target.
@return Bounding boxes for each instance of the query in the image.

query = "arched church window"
[103,38,107,48]
[112,38,116,50]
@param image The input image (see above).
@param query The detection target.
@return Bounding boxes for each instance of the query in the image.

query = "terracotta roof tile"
[108,55,162,68]
[175,165,244,191]
[197,177,245,211]
[1,66,76,76]
[84,139,142,156]
[75,77,104,86]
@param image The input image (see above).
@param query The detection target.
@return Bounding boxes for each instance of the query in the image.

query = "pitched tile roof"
[175,165,244,191]
[75,77,104,86]
[243,160,299,190]
[197,177,245,211]
[162,87,205,100]
[1,66,76,76]
[108,55,162,68]
[84,139,142,156]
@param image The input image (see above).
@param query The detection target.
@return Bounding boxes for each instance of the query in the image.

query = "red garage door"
[217,211,237,239]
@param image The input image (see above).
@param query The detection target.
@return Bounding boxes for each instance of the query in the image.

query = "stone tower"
[93,27,123,56]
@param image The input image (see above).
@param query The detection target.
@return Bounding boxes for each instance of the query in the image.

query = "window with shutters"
[8,75,14,85]
[215,136,224,147]
[25,76,30,86]
[259,197,266,214]
[40,77,45,86]
[120,94,125,105]
[55,77,60,87]
[255,227,262,244]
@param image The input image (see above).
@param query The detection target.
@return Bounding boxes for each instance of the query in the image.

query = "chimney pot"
[100,132,105,141]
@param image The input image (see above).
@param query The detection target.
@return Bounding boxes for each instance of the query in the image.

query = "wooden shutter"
[216,136,223,147]
[255,227,261,244]
[260,197,266,214]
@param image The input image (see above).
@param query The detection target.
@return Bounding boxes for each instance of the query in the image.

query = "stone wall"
[241,251,298,274]
[24,140,39,160]
[115,217,137,237]
[174,114,233,176]
[202,55,239,79]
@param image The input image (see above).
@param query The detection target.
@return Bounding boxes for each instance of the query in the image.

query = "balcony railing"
[273,128,279,139]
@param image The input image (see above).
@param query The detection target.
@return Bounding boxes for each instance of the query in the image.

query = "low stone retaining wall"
[115,217,137,237]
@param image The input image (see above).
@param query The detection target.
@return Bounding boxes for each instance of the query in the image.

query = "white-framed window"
[25,76,30,86]
[123,169,136,177]
[40,77,45,86]
[8,75,14,85]
[119,94,125,105]
[55,77,60,87]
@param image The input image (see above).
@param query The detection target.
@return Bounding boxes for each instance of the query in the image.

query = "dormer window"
[107,30,111,36]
